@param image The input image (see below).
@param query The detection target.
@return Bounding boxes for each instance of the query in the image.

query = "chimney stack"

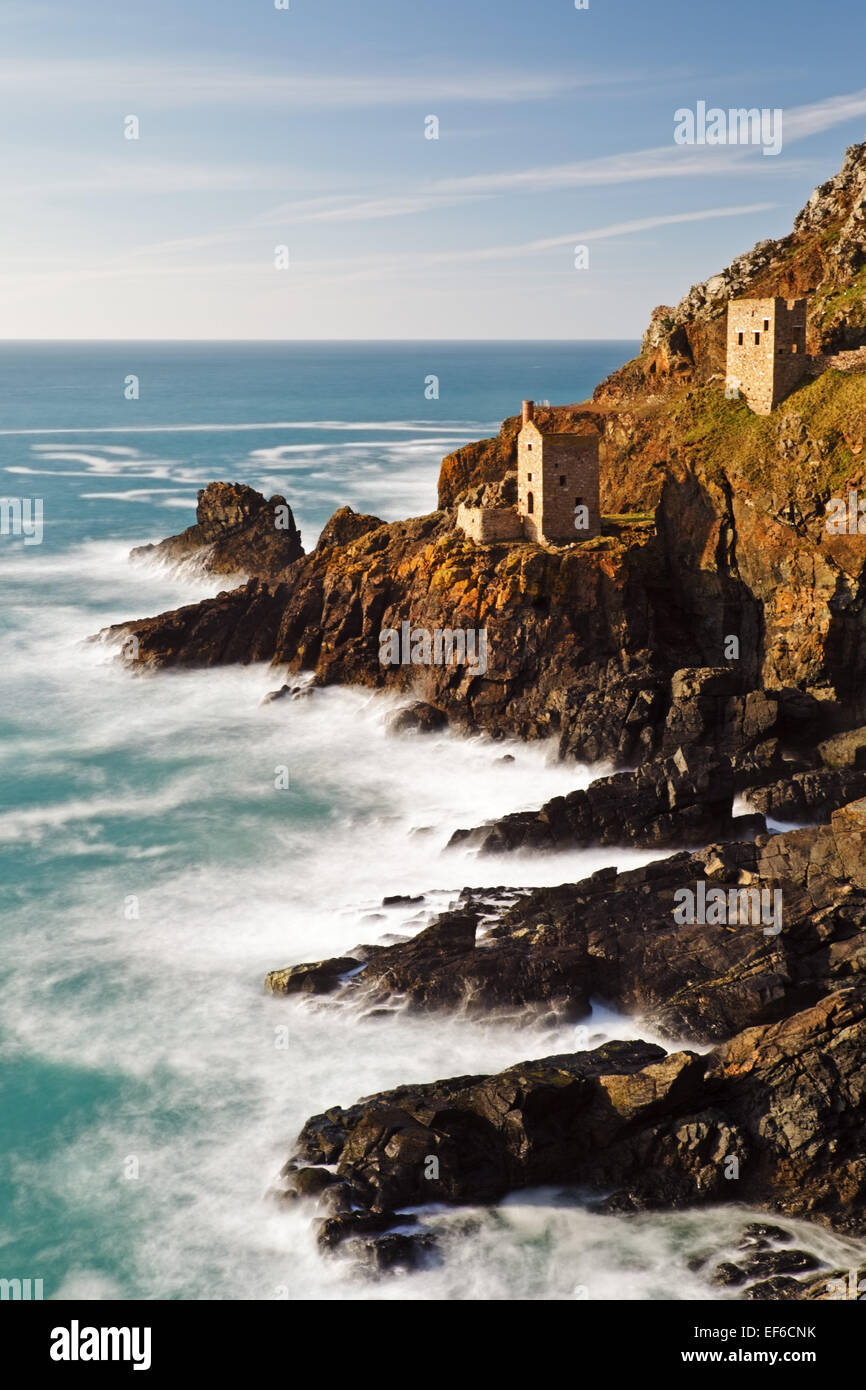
[522,399,534,425]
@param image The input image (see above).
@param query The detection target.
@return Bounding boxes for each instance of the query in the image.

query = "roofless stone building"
[726,297,809,415]
[457,400,601,546]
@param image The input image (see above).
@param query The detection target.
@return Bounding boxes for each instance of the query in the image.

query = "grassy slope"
[671,371,866,504]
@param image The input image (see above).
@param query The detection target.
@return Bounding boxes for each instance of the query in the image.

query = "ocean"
[1,340,862,1301]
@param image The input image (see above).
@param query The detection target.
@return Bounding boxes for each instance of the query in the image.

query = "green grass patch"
[671,372,866,500]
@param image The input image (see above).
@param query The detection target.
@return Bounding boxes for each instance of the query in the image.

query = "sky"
[2,0,866,340]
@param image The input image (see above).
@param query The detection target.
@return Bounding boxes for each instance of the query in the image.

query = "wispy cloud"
[430,145,796,198]
[299,192,493,224]
[284,86,866,228]
[0,57,593,109]
[4,84,859,219]
[0,200,775,297]
[8,161,295,198]
[782,88,866,142]
[298,147,799,227]
[425,203,779,265]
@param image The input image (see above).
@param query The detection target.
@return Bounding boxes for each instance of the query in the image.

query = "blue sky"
[3,0,866,338]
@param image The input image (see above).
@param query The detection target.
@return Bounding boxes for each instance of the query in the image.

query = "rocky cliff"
[439,142,866,517]
[608,140,866,397]
[109,144,866,756]
[131,481,304,580]
[102,142,866,1292]
[277,798,866,1280]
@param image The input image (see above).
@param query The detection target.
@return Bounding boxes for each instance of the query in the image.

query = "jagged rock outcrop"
[277,805,866,1267]
[447,744,762,855]
[268,797,866,1044]
[285,977,866,1251]
[316,505,384,550]
[108,576,290,668]
[89,144,866,1296]
[109,510,685,752]
[447,745,866,857]
[819,724,866,768]
[743,768,866,822]
[131,481,304,580]
[656,450,866,714]
[384,701,448,735]
[108,469,866,748]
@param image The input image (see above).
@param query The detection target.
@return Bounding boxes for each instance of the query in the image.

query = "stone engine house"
[456,400,601,546]
[726,297,808,415]
[517,401,601,543]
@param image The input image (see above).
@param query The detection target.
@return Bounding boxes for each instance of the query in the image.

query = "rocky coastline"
[102,144,866,1297]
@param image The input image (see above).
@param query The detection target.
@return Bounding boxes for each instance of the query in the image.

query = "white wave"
[31,444,142,456]
[0,782,210,844]
[0,420,497,436]
[29,450,146,471]
[78,488,197,500]
[0,536,215,595]
[248,436,477,464]
[6,466,182,478]
[5,480,845,1304]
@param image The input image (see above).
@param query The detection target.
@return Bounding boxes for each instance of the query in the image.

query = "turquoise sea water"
[2,341,863,1301]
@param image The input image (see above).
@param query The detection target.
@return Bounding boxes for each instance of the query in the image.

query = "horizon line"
[0,336,642,346]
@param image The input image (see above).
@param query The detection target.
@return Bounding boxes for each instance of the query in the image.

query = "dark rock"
[739,1222,792,1248]
[104,577,292,671]
[316,506,385,551]
[318,1182,353,1215]
[131,482,303,580]
[819,725,866,770]
[447,747,758,855]
[261,683,310,704]
[316,1211,418,1251]
[671,667,747,701]
[740,1249,821,1279]
[347,1231,438,1274]
[386,702,448,735]
[287,1167,339,1197]
[264,957,361,996]
[269,1188,298,1205]
[742,769,866,823]
[286,979,866,1246]
[279,800,866,1248]
[293,1042,706,1216]
[742,1277,807,1300]
[272,798,866,1039]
